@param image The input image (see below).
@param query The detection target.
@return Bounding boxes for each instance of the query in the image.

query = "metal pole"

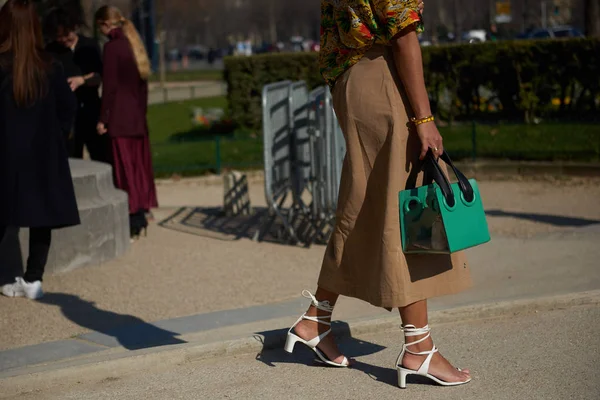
[453,0,459,39]
[269,0,277,44]
[542,1,548,29]
[158,30,166,89]
[138,0,146,45]
[523,0,528,31]
[215,135,222,175]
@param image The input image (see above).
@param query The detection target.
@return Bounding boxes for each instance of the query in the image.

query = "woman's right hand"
[416,121,444,160]
[97,122,107,135]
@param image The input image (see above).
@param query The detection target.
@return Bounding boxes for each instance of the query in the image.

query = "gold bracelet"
[410,115,435,126]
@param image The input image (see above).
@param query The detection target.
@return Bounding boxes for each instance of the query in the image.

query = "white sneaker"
[2,278,43,300]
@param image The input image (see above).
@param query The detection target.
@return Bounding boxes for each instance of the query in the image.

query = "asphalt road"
[5,304,598,400]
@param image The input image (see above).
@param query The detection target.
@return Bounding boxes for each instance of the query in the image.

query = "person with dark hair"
[0,0,80,300]
[44,6,107,162]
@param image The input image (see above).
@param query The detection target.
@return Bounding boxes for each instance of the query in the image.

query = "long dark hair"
[0,0,51,107]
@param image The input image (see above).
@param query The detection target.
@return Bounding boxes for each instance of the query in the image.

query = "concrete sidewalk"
[2,295,598,399]
[1,226,599,376]
[0,178,599,361]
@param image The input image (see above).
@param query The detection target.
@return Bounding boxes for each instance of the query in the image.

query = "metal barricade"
[289,81,311,212]
[254,80,298,243]
[301,86,331,244]
[257,81,347,246]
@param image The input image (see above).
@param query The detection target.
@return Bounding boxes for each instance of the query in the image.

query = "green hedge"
[224,53,322,129]
[225,39,600,130]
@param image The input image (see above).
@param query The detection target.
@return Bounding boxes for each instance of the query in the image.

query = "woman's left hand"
[97,122,107,135]
[418,0,424,13]
[416,122,444,160]
[67,76,85,92]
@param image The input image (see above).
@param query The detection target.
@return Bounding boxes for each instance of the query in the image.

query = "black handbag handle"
[437,151,475,203]
[424,150,475,207]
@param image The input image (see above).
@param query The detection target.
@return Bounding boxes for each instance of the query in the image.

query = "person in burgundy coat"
[95,5,158,240]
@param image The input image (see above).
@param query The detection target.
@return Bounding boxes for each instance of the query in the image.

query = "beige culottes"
[318,45,472,309]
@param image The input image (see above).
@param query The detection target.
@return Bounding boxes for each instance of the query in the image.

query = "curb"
[1,290,599,396]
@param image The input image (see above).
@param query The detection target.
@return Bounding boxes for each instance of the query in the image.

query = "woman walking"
[0,0,80,300]
[285,0,472,388]
[95,6,158,240]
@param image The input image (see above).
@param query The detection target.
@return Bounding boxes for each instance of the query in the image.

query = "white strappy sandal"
[396,324,471,388]
[284,290,350,367]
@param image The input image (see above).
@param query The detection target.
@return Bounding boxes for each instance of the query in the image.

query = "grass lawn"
[148,96,229,143]
[148,97,262,176]
[442,122,600,161]
[148,98,600,177]
[148,70,224,83]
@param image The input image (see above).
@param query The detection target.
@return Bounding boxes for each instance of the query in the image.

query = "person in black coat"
[0,0,80,300]
[44,6,107,162]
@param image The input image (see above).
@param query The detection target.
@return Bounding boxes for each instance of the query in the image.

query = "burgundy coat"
[100,28,149,138]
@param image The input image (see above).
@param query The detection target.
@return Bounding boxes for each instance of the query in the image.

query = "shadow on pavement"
[351,360,438,389]
[38,293,186,350]
[253,323,439,389]
[486,210,600,227]
[159,206,292,244]
[253,322,387,369]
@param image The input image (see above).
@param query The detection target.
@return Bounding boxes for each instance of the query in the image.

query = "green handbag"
[399,151,491,254]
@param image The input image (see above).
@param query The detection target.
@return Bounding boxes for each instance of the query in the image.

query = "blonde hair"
[95,5,151,80]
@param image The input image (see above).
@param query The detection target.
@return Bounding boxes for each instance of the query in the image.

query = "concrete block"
[0,159,130,277]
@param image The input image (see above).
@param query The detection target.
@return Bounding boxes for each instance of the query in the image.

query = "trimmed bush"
[225,39,600,130]
[224,52,322,129]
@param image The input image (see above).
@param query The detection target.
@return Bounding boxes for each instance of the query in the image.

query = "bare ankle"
[305,305,333,318]
[405,337,433,352]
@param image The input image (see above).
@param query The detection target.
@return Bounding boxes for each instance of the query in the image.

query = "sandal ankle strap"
[397,324,439,375]
[402,324,430,337]
[287,290,335,335]
[302,290,334,313]
[302,314,331,326]
[401,324,438,355]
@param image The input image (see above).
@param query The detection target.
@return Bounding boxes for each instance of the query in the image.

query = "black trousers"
[0,227,52,282]
[69,110,109,163]
[129,211,148,237]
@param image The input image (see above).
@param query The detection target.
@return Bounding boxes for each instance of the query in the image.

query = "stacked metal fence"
[254,81,346,246]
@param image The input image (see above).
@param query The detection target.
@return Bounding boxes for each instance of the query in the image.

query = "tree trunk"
[585,0,600,38]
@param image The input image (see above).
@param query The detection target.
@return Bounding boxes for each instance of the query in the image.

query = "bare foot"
[401,336,470,383]
[293,308,351,366]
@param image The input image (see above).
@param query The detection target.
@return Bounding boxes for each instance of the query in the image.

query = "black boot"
[129,211,148,239]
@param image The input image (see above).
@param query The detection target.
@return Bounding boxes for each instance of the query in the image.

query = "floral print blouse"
[320,0,424,87]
